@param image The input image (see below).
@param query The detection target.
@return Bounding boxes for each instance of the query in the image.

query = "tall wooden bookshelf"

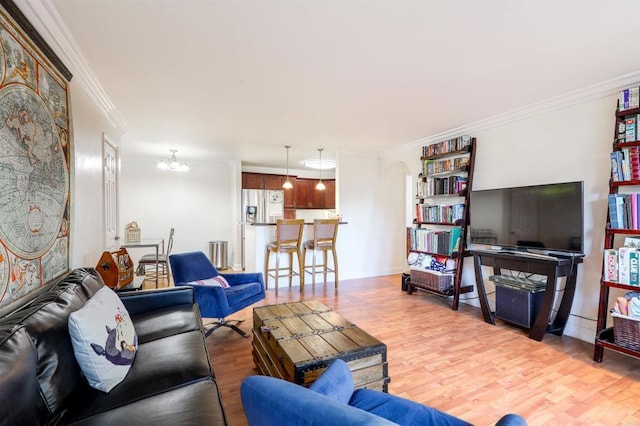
[594,88,640,362]
[406,136,476,310]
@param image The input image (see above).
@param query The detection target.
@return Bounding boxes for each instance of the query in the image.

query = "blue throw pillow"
[309,359,354,404]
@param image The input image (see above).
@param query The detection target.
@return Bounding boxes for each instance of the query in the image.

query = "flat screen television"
[469,181,584,255]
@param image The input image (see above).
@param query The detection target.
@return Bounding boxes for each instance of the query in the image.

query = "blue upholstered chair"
[169,251,265,337]
[241,359,527,426]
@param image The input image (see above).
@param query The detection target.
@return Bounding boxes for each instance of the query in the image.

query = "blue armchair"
[169,251,265,337]
[241,359,527,426]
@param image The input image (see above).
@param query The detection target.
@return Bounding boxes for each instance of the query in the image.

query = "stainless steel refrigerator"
[241,189,284,224]
[240,189,285,270]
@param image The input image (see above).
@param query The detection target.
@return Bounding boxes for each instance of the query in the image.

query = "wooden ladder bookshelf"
[594,93,640,362]
[406,136,476,310]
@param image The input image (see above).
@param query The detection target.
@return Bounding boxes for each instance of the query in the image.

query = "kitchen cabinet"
[295,178,335,209]
[242,172,264,189]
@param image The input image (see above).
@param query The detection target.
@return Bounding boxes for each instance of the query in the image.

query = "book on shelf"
[603,249,618,282]
[624,237,640,248]
[611,151,622,182]
[631,250,640,285]
[607,193,640,229]
[621,149,631,181]
[422,135,472,157]
[619,87,640,111]
[602,247,640,285]
[619,246,634,284]
[625,117,637,143]
[409,227,461,256]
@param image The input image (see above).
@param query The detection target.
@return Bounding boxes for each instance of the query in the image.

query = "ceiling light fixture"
[316,148,326,191]
[157,149,189,172]
[283,145,293,189]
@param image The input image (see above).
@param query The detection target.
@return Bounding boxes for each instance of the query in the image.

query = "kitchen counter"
[244,222,347,288]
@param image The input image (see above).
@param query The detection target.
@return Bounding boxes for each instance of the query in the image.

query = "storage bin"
[409,268,453,293]
[612,312,640,350]
[209,241,228,270]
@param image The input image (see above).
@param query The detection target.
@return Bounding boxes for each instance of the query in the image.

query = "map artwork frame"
[0,5,71,308]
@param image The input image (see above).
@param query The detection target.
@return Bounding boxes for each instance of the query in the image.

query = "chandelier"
[157,149,189,172]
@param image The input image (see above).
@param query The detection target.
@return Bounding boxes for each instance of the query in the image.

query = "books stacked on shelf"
[415,203,464,223]
[408,227,461,256]
[422,135,472,157]
[619,87,640,112]
[610,148,640,181]
[417,176,468,197]
[603,238,640,285]
[607,193,640,229]
[616,115,640,144]
[422,156,469,175]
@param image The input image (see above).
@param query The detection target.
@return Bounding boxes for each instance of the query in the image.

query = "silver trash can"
[209,241,228,270]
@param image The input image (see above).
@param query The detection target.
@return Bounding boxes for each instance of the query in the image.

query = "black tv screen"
[469,181,584,254]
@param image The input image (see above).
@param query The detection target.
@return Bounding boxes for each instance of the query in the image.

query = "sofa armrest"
[221,272,264,287]
[118,287,195,316]
[241,376,396,426]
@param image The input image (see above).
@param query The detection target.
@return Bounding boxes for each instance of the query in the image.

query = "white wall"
[384,93,617,342]
[118,155,240,266]
[68,79,122,268]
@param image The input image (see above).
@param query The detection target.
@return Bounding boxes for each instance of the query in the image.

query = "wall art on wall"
[0,3,71,307]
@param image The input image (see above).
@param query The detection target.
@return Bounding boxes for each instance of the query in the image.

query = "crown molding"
[13,0,127,133]
[390,70,640,153]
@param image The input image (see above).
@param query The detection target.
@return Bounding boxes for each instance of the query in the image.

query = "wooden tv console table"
[471,249,584,341]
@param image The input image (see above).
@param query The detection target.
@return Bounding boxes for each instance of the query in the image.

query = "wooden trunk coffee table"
[252,300,389,392]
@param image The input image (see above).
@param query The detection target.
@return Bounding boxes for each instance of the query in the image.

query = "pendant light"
[283,145,293,189]
[316,148,326,190]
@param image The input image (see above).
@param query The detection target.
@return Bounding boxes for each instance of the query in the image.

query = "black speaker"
[495,284,544,328]
[401,273,410,292]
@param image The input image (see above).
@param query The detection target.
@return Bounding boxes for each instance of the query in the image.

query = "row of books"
[610,148,640,181]
[408,227,462,256]
[619,87,640,111]
[422,136,472,157]
[616,115,640,143]
[415,203,465,224]
[421,156,469,176]
[607,193,640,229]
[603,238,640,285]
[416,176,468,198]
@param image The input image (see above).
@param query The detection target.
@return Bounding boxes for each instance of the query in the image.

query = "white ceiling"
[29,1,640,169]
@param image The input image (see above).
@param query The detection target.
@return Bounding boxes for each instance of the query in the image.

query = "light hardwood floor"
[192,274,640,426]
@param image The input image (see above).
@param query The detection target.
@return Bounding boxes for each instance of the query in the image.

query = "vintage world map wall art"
[0,6,71,307]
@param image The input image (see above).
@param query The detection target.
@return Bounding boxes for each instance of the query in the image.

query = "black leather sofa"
[0,268,226,425]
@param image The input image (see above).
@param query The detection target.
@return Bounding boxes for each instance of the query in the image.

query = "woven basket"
[125,222,141,244]
[612,312,640,350]
[409,268,453,292]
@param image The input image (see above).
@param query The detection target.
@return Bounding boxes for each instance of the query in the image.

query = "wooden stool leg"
[297,249,304,290]
[302,246,307,292]
[275,251,280,297]
[332,248,339,289]
[264,249,270,290]
[322,250,328,284]
[288,252,294,287]
[312,249,317,285]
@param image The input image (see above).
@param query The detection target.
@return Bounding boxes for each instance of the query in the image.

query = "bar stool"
[303,219,339,290]
[264,219,304,296]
